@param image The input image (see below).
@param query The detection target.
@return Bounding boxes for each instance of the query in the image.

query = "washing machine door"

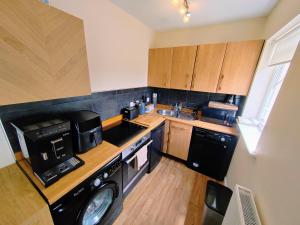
[78,182,119,225]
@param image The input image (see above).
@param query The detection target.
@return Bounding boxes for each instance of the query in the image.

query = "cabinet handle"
[163,73,167,87]
[191,73,196,90]
[217,74,225,91]
[191,74,195,89]
[171,125,188,131]
[185,74,190,89]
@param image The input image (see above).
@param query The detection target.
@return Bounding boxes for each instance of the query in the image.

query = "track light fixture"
[172,0,191,23]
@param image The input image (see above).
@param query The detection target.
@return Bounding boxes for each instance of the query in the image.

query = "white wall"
[0,120,15,168]
[152,17,266,48]
[226,1,300,224]
[264,0,300,38]
[50,0,154,92]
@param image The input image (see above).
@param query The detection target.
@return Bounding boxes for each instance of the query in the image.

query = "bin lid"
[205,181,233,216]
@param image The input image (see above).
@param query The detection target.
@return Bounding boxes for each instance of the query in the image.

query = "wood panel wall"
[0,0,91,105]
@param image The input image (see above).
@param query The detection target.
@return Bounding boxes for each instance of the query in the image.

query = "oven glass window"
[81,188,114,225]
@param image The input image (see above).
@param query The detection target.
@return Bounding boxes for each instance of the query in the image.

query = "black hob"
[103,120,146,147]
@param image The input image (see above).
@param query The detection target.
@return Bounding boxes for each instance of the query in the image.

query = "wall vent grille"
[222,185,262,225]
[238,187,261,225]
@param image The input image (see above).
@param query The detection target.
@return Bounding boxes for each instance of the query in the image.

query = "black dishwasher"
[148,122,165,173]
[187,127,237,181]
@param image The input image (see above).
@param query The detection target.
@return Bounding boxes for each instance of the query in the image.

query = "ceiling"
[110,0,279,31]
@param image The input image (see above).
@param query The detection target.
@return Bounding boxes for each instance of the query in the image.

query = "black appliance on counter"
[11,117,84,187]
[121,107,139,120]
[103,120,149,197]
[68,110,103,154]
[201,106,237,127]
[50,154,123,225]
[187,127,238,181]
[148,121,165,173]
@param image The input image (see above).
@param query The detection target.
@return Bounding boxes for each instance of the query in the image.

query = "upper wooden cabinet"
[217,40,264,95]
[170,46,197,90]
[191,43,227,92]
[0,0,91,105]
[148,48,173,88]
[148,40,264,96]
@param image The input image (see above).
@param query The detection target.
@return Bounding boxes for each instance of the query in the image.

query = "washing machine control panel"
[90,155,122,189]
[93,178,101,187]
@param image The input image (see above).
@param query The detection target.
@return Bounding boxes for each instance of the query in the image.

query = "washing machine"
[50,154,123,225]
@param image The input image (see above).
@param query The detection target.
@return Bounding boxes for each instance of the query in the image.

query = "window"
[238,15,300,155]
[256,63,290,130]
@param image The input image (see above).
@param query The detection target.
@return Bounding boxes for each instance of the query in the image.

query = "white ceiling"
[110,0,279,31]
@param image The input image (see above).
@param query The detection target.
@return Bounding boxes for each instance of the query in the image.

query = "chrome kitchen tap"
[173,102,182,117]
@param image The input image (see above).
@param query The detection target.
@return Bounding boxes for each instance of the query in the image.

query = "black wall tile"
[0,86,245,153]
[149,87,246,114]
[187,91,210,108]
[208,93,227,102]
[0,87,149,152]
[168,89,188,106]
[154,88,169,105]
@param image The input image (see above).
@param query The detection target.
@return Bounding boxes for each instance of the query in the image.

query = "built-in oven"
[122,133,152,197]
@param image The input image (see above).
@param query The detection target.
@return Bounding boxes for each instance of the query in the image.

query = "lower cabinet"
[164,121,193,161]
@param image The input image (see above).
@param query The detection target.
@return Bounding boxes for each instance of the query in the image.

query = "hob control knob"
[103,172,109,179]
[93,178,101,187]
[220,137,226,142]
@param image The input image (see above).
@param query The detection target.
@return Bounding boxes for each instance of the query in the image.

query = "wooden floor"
[113,157,219,225]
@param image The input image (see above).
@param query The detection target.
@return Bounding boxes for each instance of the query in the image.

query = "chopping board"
[132,113,164,127]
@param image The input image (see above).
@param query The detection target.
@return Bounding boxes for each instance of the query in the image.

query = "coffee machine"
[11,116,84,187]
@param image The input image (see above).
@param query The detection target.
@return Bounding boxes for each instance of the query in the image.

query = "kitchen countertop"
[17,104,236,205]
[132,104,238,136]
[17,115,164,205]
[0,164,54,225]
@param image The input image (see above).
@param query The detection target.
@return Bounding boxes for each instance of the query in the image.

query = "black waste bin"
[201,181,233,225]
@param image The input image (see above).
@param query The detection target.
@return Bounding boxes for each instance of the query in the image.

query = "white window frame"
[256,63,290,130]
[238,15,300,155]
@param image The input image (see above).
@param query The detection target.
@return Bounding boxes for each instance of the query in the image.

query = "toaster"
[121,107,139,120]
[68,111,103,154]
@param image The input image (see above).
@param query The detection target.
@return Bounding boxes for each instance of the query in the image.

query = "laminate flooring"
[113,157,220,225]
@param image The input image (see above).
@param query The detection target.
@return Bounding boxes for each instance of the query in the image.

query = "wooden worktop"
[132,104,238,136]
[0,164,54,225]
[17,104,236,205]
[17,116,164,205]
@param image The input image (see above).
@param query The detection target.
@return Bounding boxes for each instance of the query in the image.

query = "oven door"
[77,182,119,225]
[122,153,138,190]
[122,140,152,192]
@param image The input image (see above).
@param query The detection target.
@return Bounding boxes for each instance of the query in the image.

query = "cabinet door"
[162,120,170,153]
[217,40,264,95]
[0,0,91,105]
[191,43,227,92]
[148,48,173,88]
[167,121,192,160]
[170,46,197,90]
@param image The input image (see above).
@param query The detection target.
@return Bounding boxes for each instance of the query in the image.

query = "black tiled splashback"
[0,86,245,153]
[0,87,152,153]
[151,87,246,114]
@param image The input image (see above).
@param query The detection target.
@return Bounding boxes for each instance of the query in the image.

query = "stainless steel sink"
[156,109,196,121]
[157,109,176,117]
